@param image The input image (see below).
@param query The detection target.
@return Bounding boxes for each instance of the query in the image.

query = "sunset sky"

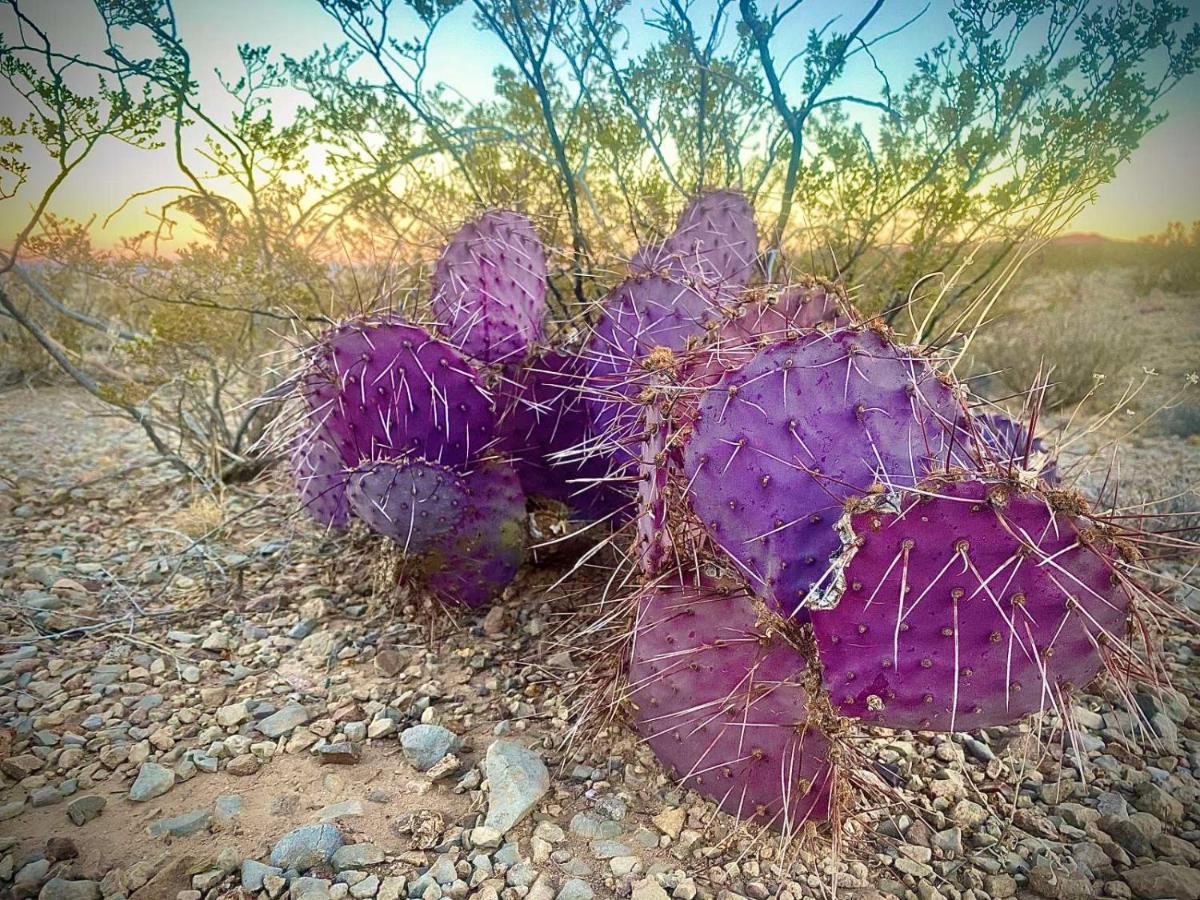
[3,0,1198,249]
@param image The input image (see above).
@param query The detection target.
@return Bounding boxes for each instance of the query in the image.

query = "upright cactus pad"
[421,459,527,607]
[977,413,1059,485]
[721,279,847,345]
[432,210,547,363]
[345,457,467,552]
[810,477,1132,731]
[629,580,834,829]
[670,189,758,288]
[684,329,975,617]
[304,318,495,469]
[292,428,351,529]
[584,274,718,448]
[496,350,630,520]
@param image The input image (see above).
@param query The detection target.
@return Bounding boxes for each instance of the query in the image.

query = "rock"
[0,800,24,821]
[318,742,360,765]
[215,701,250,727]
[128,762,175,801]
[258,703,310,738]
[226,754,260,776]
[378,876,406,900]
[556,879,595,900]
[291,877,333,900]
[534,822,565,844]
[1132,784,1184,824]
[270,823,344,871]
[148,809,211,838]
[241,860,283,891]
[1,753,44,779]
[1105,817,1157,858]
[30,786,63,807]
[632,879,670,900]
[569,812,621,840]
[1122,863,1200,900]
[350,874,380,898]
[951,799,987,827]
[36,880,100,900]
[332,843,384,871]
[215,794,243,823]
[66,795,105,826]
[46,837,79,862]
[400,725,459,772]
[651,807,684,840]
[483,740,549,834]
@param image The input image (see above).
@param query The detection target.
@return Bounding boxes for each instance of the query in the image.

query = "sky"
[2,0,1198,250]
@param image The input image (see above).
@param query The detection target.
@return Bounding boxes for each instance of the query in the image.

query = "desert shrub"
[971,304,1139,410]
[1152,402,1200,439]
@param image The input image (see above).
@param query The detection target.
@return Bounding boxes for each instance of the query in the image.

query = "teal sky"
[4,0,1199,244]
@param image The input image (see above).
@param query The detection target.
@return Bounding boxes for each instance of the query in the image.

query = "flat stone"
[226,754,260,776]
[318,742,360,765]
[148,809,211,838]
[128,762,175,802]
[241,859,283,892]
[35,879,100,900]
[291,876,333,900]
[1123,863,1200,900]
[651,807,684,840]
[215,701,250,727]
[332,843,384,871]
[569,812,621,840]
[400,725,459,772]
[215,794,243,823]
[483,740,549,834]
[556,878,594,900]
[271,823,344,871]
[258,703,310,738]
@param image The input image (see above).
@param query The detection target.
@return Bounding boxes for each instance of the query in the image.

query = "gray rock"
[400,725,459,772]
[291,876,333,900]
[270,823,344,871]
[332,843,384,872]
[591,841,631,859]
[1132,784,1184,824]
[215,794,243,823]
[258,703,310,738]
[569,812,621,840]
[1122,862,1200,900]
[556,879,595,900]
[241,859,283,892]
[29,786,62,807]
[127,762,174,802]
[66,795,105,826]
[148,809,211,838]
[36,879,100,900]
[483,741,549,834]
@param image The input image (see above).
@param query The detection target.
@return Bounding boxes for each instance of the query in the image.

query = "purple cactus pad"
[666,190,758,288]
[583,274,718,452]
[421,459,527,607]
[684,329,976,617]
[292,428,351,529]
[345,457,468,552]
[432,210,547,363]
[629,579,833,829]
[810,477,1131,731]
[304,318,495,469]
[495,350,630,520]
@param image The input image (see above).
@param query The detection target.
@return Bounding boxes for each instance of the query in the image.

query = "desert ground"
[1,274,1198,900]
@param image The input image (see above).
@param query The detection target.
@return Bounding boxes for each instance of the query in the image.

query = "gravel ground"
[1,384,1198,900]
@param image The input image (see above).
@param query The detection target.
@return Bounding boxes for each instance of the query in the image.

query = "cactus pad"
[432,210,547,363]
[629,579,833,829]
[292,428,351,529]
[810,477,1131,731]
[684,329,974,617]
[304,318,495,469]
[345,457,467,552]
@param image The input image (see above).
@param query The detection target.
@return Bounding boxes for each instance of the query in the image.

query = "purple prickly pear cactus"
[629,579,833,829]
[721,279,848,345]
[684,329,976,617]
[630,190,758,293]
[977,413,1059,485]
[583,274,718,452]
[432,210,547,364]
[810,477,1131,731]
[420,459,527,607]
[303,317,495,469]
[345,457,467,552]
[292,428,351,529]
[495,350,630,520]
